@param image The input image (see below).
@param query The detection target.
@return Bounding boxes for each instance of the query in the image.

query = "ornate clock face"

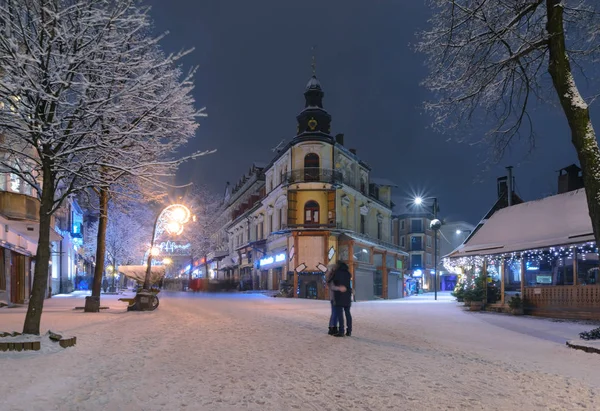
[308,118,318,131]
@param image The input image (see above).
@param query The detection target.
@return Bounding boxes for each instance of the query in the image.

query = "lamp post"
[413,196,442,300]
[143,204,191,291]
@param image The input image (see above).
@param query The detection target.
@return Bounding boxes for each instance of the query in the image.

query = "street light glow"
[414,196,423,205]
[456,229,462,235]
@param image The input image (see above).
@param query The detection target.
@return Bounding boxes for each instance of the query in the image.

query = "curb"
[566,341,600,354]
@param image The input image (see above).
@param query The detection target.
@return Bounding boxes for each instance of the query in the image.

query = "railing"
[0,191,40,221]
[282,223,338,230]
[283,168,342,186]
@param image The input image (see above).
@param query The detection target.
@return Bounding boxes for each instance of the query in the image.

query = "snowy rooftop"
[448,189,593,258]
[370,177,398,187]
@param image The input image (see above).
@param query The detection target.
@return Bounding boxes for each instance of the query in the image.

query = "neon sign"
[259,253,286,267]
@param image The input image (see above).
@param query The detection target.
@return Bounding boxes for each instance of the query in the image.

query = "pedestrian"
[331,261,352,337]
[325,263,338,335]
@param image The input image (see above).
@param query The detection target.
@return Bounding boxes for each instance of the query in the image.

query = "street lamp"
[143,204,191,291]
[413,196,442,301]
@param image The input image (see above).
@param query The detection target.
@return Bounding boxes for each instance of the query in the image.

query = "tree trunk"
[86,187,108,312]
[22,170,54,335]
[546,0,600,247]
[143,214,159,290]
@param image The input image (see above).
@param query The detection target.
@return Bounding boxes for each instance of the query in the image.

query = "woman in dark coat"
[326,263,339,335]
[332,261,352,337]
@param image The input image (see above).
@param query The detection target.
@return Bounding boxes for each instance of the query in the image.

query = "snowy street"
[1,293,600,411]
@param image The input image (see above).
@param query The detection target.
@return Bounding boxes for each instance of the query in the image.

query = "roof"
[340,233,409,256]
[447,189,593,258]
[370,178,398,188]
[118,265,166,284]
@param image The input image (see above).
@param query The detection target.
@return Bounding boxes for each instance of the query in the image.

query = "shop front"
[257,250,287,291]
[338,234,407,300]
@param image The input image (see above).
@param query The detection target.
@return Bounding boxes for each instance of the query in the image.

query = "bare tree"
[0,0,206,334]
[417,1,600,243]
[181,185,223,280]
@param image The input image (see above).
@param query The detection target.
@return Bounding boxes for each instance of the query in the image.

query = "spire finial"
[311,45,316,76]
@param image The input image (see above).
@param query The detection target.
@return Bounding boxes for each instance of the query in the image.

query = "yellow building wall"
[291,143,333,170]
[292,190,329,225]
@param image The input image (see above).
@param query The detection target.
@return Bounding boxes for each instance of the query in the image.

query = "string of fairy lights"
[443,242,599,274]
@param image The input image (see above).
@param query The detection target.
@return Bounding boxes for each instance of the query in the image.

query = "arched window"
[304,200,320,225]
[304,153,320,181]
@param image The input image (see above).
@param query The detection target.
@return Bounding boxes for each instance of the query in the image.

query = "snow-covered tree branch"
[0,0,208,333]
[417,0,600,251]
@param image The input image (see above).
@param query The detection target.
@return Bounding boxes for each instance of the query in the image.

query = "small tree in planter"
[464,272,487,311]
[508,294,524,315]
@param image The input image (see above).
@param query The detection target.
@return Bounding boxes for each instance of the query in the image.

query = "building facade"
[206,75,407,300]
[392,212,439,294]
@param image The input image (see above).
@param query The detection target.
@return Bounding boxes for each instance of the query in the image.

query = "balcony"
[282,223,338,230]
[0,191,40,221]
[283,168,343,186]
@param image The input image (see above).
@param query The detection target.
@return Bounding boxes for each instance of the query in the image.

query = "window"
[377,221,382,240]
[411,254,422,269]
[426,253,432,266]
[269,214,273,233]
[426,235,432,248]
[411,236,422,251]
[400,220,405,230]
[278,208,283,229]
[360,215,366,234]
[304,153,320,181]
[411,219,423,232]
[304,201,319,224]
[400,237,405,247]
[255,225,259,240]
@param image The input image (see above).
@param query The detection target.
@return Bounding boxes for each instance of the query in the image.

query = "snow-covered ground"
[1,292,600,411]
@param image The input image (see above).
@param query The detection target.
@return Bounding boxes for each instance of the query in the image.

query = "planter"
[469,301,484,311]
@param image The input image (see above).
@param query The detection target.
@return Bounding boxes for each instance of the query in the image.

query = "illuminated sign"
[413,269,423,278]
[259,253,286,267]
[158,241,191,255]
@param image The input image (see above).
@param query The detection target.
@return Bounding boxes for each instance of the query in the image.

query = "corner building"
[223,75,407,300]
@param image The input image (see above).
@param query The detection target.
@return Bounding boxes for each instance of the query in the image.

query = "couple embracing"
[326,261,352,337]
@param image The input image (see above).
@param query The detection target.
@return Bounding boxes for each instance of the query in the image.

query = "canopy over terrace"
[446,188,593,261]
[444,188,600,318]
[118,265,166,285]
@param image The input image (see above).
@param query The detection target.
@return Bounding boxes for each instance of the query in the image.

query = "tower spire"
[311,45,316,76]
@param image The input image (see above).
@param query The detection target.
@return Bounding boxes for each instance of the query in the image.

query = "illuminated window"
[9,174,20,192]
[304,201,319,224]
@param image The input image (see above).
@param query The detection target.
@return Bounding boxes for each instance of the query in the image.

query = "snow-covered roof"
[118,265,166,284]
[370,178,398,187]
[447,189,593,258]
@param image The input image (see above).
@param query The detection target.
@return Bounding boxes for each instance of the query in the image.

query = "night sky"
[145,0,599,225]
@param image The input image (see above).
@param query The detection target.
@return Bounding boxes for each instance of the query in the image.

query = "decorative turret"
[295,75,332,137]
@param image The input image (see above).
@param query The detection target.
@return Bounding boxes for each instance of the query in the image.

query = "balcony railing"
[283,168,343,186]
[0,191,40,221]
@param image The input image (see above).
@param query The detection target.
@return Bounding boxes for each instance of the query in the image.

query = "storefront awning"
[339,233,408,256]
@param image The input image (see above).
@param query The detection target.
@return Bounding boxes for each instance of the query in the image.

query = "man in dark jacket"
[332,261,352,337]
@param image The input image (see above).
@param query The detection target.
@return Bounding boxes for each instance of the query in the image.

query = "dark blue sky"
[146,0,598,225]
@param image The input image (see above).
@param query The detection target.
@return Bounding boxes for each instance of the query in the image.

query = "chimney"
[497,176,508,199]
[335,133,344,145]
[349,148,357,155]
[558,164,584,194]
